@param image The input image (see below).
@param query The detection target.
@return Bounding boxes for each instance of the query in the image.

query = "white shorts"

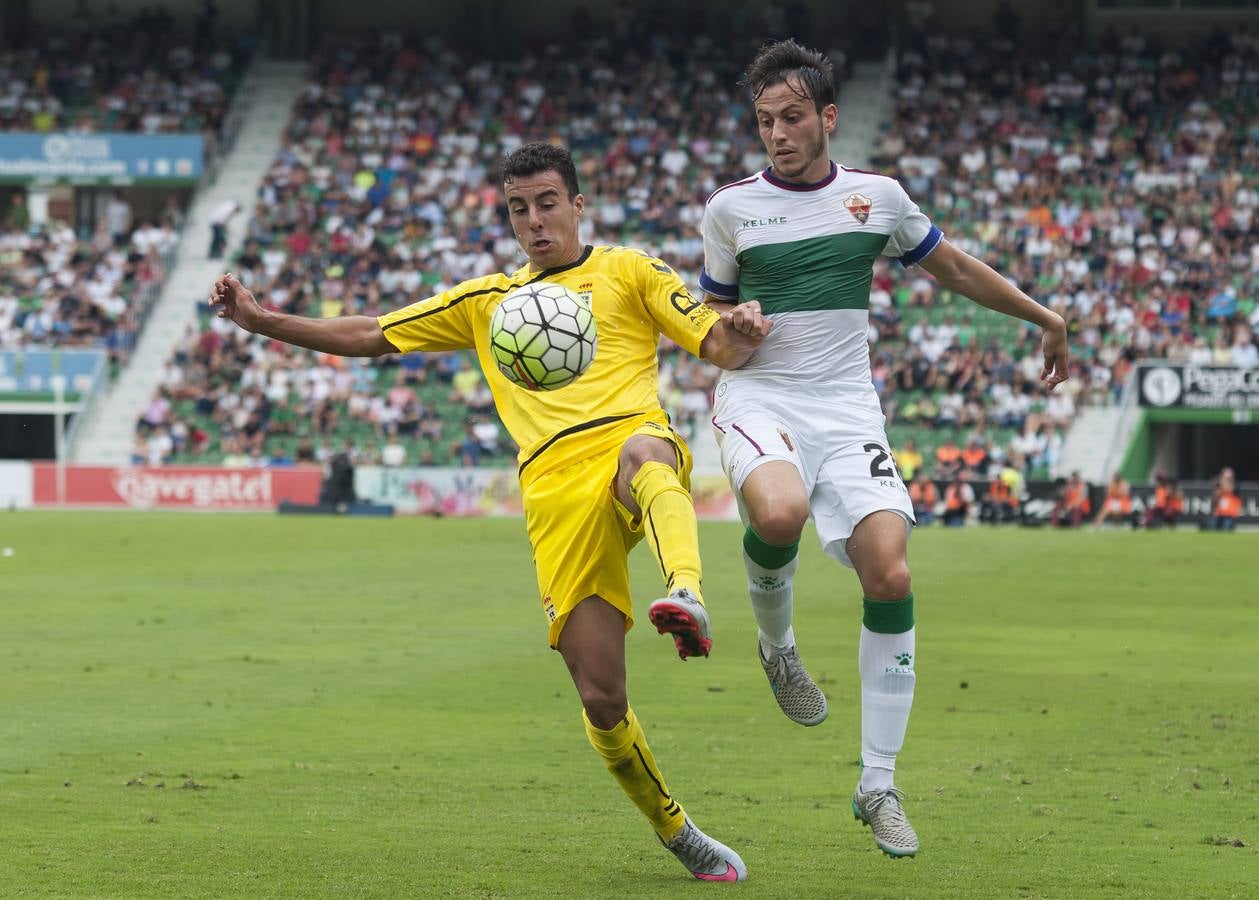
[711,379,914,568]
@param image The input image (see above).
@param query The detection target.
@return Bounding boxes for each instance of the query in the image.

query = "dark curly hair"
[501,142,580,199]
[740,39,836,112]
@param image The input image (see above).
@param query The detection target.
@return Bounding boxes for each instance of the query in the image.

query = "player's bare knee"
[749,498,808,546]
[863,562,912,601]
[580,684,628,729]
[619,436,677,479]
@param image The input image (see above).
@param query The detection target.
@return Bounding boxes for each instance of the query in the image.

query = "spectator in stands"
[381,427,407,467]
[942,471,974,528]
[267,444,293,467]
[980,469,1020,525]
[960,435,989,475]
[1093,473,1133,529]
[5,194,29,231]
[1232,329,1259,368]
[1051,472,1091,528]
[208,200,238,259]
[894,438,923,482]
[471,412,501,457]
[934,437,962,479]
[1142,471,1184,529]
[908,470,938,526]
[104,194,133,246]
[1204,467,1242,531]
[453,419,483,468]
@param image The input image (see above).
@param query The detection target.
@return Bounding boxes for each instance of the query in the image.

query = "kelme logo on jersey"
[740,216,788,229]
[844,193,872,224]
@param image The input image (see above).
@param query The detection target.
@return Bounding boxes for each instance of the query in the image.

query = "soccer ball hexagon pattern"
[489,281,597,391]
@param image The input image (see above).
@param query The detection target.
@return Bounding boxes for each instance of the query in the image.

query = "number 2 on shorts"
[863,442,896,479]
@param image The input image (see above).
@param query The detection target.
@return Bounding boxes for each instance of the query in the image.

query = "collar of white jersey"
[761,161,838,192]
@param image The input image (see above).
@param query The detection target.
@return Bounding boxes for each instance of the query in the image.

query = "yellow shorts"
[521,418,693,649]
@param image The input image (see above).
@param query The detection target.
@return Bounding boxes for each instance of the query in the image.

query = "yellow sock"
[584,707,687,841]
[629,461,704,602]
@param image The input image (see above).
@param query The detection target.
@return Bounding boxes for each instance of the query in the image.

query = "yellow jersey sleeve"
[631,252,720,357]
[377,279,493,353]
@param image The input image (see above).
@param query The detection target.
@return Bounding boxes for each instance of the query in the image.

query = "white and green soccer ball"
[489,281,597,391]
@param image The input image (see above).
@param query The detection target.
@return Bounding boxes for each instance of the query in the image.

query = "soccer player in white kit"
[701,40,1070,857]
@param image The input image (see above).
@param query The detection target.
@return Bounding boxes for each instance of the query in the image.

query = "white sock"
[743,549,798,652]
[859,624,916,790]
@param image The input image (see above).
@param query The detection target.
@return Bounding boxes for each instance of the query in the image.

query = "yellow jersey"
[377,245,719,482]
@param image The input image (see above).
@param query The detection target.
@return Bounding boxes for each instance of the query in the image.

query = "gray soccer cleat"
[648,588,712,660]
[759,643,828,726]
[852,785,920,857]
[660,817,748,882]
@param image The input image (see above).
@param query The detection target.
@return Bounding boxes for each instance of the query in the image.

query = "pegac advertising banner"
[354,467,744,520]
[31,465,321,510]
[1138,364,1259,411]
[0,133,203,185]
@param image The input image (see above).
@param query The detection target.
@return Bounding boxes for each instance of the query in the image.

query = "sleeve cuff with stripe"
[898,225,944,267]
[699,268,739,300]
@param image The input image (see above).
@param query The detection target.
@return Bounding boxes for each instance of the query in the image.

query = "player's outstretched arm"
[699,296,771,369]
[209,273,394,357]
[917,240,1069,390]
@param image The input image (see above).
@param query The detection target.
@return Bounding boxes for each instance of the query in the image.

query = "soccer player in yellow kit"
[209,142,768,882]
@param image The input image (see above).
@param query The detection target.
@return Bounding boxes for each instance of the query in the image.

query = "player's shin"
[859,594,916,792]
[742,526,799,650]
[630,461,703,601]
[584,707,686,841]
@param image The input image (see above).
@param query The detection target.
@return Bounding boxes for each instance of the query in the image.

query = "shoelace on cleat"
[863,788,914,835]
[669,825,725,874]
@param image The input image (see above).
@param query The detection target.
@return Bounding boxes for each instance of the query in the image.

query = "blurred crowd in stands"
[0,191,180,358]
[0,12,254,358]
[7,12,1248,494]
[0,8,249,135]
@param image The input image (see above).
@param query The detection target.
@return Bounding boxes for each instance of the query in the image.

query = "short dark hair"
[740,39,836,112]
[501,142,580,199]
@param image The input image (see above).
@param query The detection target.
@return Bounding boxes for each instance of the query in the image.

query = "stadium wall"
[5,463,1254,524]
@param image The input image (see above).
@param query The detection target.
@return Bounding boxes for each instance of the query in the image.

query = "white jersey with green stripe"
[700,161,942,388]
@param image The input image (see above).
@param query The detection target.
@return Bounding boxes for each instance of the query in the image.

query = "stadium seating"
[137,28,1258,476]
[1,20,257,358]
[0,19,253,136]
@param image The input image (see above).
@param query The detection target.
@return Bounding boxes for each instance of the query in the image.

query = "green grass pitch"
[1,512,1255,898]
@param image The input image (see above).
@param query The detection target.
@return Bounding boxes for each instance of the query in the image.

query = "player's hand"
[1041,316,1070,391]
[722,300,772,339]
[209,273,264,332]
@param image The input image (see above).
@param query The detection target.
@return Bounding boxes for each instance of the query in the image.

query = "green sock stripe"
[863,593,915,634]
[742,527,799,569]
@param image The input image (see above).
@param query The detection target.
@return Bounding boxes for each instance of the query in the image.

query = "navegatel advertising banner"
[1138,364,1259,411]
[31,465,321,509]
[0,133,203,185]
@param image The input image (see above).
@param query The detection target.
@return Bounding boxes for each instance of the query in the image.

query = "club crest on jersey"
[844,193,872,224]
